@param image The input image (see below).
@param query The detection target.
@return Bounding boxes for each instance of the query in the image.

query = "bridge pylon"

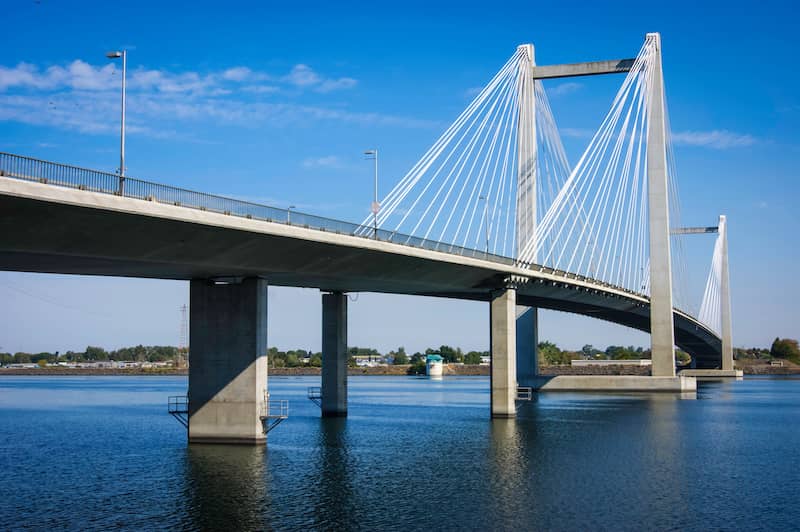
[644,32,677,377]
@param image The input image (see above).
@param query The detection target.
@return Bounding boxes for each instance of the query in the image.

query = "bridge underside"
[0,178,722,368]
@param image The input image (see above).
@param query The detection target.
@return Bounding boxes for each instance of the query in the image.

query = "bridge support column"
[188,278,267,445]
[322,291,348,417]
[516,306,538,387]
[719,215,734,371]
[491,288,517,418]
[646,32,676,378]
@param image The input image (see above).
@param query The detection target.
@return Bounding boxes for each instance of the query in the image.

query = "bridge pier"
[321,291,348,417]
[491,288,517,418]
[516,306,538,387]
[188,278,268,445]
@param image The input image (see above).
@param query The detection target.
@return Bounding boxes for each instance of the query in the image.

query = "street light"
[479,194,489,255]
[364,149,379,238]
[287,205,296,224]
[105,50,127,194]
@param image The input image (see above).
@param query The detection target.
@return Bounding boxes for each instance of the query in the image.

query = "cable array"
[698,217,726,335]
[360,46,568,257]
[518,38,657,296]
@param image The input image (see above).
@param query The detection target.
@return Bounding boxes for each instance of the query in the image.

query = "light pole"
[364,149,379,238]
[479,194,489,255]
[287,205,295,224]
[105,50,127,195]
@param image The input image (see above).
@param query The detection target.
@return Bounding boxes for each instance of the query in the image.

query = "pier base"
[679,369,743,379]
[491,288,517,418]
[530,375,697,392]
[188,278,268,445]
[322,291,348,417]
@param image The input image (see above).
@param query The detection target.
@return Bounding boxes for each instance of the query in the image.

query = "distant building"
[426,354,444,377]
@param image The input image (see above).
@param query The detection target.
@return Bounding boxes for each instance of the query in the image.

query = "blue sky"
[0,0,797,354]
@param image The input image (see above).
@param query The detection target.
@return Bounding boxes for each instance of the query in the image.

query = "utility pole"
[364,149,379,238]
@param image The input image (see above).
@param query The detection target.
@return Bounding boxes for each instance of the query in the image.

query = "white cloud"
[464,87,482,99]
[284,64,321,87]
[302,155,342,168]
[317,77,357,93]
[242,84,279,94]
[672,129,757,149]
[221,67,255,82]
[548,82,583,96]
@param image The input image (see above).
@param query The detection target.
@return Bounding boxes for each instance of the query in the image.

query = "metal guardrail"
[0,151,517,266]
[168,395,189,428]
[0,151,702,317]
[516,387,533,401]
[307,386,322,408]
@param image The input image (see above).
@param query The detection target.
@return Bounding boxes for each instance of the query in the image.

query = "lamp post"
[479,194,489,255]
[105,49,127,195]
[364,149,379,238]
[287,205,295,224]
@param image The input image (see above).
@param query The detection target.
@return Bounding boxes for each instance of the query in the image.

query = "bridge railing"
[0,151,519,265]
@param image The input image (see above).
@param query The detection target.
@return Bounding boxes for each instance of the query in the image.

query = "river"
[1,375,798,530]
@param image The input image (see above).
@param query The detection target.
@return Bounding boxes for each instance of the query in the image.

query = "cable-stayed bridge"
[0,33,734,444]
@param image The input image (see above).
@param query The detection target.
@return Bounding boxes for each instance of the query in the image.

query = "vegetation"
[5,338,795,369]
[0,345,187,366]
[770,338,800,364]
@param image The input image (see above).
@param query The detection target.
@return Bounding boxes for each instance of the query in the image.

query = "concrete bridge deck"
[0,175,721,368]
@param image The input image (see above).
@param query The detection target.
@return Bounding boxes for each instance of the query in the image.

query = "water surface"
[1,375,798,530]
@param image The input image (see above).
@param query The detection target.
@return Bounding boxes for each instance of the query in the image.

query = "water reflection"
[487,418,530,526]
[184,444,270,530]
[311,417,359,529]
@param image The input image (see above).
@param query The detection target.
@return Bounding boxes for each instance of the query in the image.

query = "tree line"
[4,338,798,367]
[0,345,188,365]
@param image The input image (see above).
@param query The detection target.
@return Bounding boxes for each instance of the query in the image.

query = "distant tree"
[37,359,47,368]
[13,352,32,363]
[538,341,567,365]
[770,338,800,363]
[675,350,691,365]
[463,351,483,365]
[309,354,322,367]
[285,353,300,367]
[392,347,409,365]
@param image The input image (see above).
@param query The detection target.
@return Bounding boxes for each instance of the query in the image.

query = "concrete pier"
[491,288,517,418]
[530,375,697,392]
[679,369,743,379]
[516,306,538,387]
[322,291,348,417]
[188,278,268,445]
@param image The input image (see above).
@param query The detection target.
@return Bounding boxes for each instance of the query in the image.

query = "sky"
[0,0,797,354]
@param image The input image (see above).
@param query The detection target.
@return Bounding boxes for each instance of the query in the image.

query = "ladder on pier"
[260,399,289,435]
[168,395,189,428]
[307,386,322,408]
[516,386,533,401]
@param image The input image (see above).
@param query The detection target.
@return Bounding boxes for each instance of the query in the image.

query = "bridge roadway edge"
[0,176,723,369]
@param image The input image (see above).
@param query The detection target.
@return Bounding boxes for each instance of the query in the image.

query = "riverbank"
[2,362,798,376]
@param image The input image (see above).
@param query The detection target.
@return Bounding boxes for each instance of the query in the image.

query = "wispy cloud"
[283,64,357,93]
[0,59,438,138]
[560,127,594,138]
[464,87,482,99]
[672,129,757,149]
[548,82,582,97]
[302,155,343,168]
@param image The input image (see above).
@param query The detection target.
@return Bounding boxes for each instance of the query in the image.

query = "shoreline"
[1,364,798,376]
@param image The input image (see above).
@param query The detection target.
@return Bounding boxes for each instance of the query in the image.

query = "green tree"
[309,354,322,367]
[392,347,409,365]
[285,353,300,367]
[770,338,800,363]
[463,351,483,365]
[538,341,567,365]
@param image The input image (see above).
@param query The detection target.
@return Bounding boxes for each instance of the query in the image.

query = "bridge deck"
[0,174,722,368]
